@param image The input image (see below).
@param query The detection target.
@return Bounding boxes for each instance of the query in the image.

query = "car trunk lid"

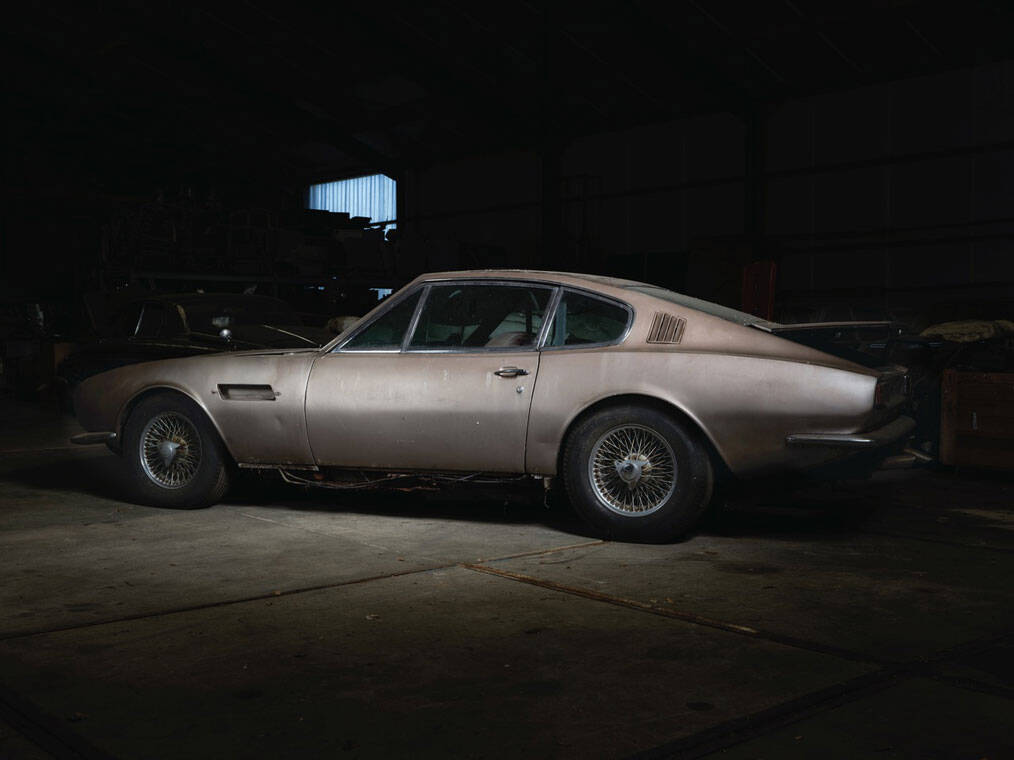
[753,321,898,369]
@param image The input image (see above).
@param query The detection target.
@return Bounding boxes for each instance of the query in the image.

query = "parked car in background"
[57,292,334,399]
[70,270,913,542]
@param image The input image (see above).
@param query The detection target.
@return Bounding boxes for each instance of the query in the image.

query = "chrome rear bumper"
[70,431,117,445]
[786,415,915,449]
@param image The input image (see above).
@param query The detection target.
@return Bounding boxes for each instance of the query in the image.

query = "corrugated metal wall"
[307,174,397,225]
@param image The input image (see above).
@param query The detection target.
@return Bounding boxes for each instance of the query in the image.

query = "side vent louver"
[217,384,277,401]
[646,312,686,344]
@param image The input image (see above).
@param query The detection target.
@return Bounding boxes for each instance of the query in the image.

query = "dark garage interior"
[3,2,1014,757]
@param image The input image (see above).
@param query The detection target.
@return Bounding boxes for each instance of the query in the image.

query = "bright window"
[306,174,396,228]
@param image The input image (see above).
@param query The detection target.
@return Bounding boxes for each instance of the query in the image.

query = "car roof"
[414,269,643,290]
[412,269,780,329]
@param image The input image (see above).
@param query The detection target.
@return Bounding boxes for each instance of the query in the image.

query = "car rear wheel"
[122,393,231,508]
[563,404,713,542]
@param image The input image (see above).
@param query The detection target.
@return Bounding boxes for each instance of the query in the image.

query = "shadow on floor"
[0,452,597,536]
[227,472,601,536]
[9,450,998,545]
[0,451,911,542]
[0,450,131,502]
[225,470,904,541]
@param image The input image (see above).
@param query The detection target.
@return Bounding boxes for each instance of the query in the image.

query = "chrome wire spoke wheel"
[139,412,203,489]
[588,424,677,516]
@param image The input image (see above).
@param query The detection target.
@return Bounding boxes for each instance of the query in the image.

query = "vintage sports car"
[71,270,913,542]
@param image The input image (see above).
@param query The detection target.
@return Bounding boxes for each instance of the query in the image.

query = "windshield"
[182,298,302,334]
[624,285,780,329]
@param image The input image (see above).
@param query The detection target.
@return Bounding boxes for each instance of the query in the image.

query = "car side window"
[408,283,553,350]
[546,290,630,347]
[341,291,421,350]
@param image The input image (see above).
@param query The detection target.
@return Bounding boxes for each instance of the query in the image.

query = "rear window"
[546,291,630,347]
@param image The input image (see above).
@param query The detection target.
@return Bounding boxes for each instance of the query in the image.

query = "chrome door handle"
[494,367,529,378]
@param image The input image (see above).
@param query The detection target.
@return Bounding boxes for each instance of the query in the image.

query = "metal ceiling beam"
[17,6,402,181]
[335,4,546,149]
[782,0,865,83]
[684,0,789,86]
[625,0,758,114]
[186,7,403,177]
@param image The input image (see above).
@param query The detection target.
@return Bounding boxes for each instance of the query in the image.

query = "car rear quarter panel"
[526,347,877,476]
[75,351,318,466]
[519,281,882,476]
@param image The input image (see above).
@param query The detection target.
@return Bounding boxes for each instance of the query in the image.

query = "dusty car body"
[72,270,913,541]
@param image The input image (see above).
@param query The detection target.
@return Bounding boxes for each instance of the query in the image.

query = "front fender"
[74,351,318,466]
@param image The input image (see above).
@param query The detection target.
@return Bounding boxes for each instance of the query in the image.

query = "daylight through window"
[306,174,396,230]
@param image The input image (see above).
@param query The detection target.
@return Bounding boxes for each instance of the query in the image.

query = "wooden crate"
[940,370,1014,470]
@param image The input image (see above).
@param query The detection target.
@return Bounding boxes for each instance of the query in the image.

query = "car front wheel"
[122,392,231,508]
[563,404,713,542]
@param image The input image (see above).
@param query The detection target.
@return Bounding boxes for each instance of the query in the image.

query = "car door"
[304,280,556,473]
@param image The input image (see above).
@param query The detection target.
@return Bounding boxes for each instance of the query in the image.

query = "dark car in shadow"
[57,292,335,405]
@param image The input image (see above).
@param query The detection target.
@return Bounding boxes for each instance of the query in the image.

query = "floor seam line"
[858,528,1014,554]
[0,683,114,760]
[0,563,457,642]
[232,510,399,553]
[928,673,1014,701]
[234,510,356,535]
[460,562,881,665]
[473,539,606,564]
[624,668,906,760]
[0,541,612,642]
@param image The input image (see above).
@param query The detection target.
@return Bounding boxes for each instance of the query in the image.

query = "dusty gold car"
[71,270,913,541]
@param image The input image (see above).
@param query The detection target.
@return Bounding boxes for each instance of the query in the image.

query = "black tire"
[121,392,231,509]
[562,404,713,542]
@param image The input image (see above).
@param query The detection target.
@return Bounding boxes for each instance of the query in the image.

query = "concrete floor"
[0,397,1012,759]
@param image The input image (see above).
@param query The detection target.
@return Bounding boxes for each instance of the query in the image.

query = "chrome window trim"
[401,284,431,351]
[331,286,426,353]
[537,287,635,352]
[335,349,404,354]
[132,303,146,337]
[395,346,547,355]
[535,287,564,348]
[329,277,632,355]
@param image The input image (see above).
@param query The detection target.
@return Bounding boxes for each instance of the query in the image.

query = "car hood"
[217,323,332,348]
